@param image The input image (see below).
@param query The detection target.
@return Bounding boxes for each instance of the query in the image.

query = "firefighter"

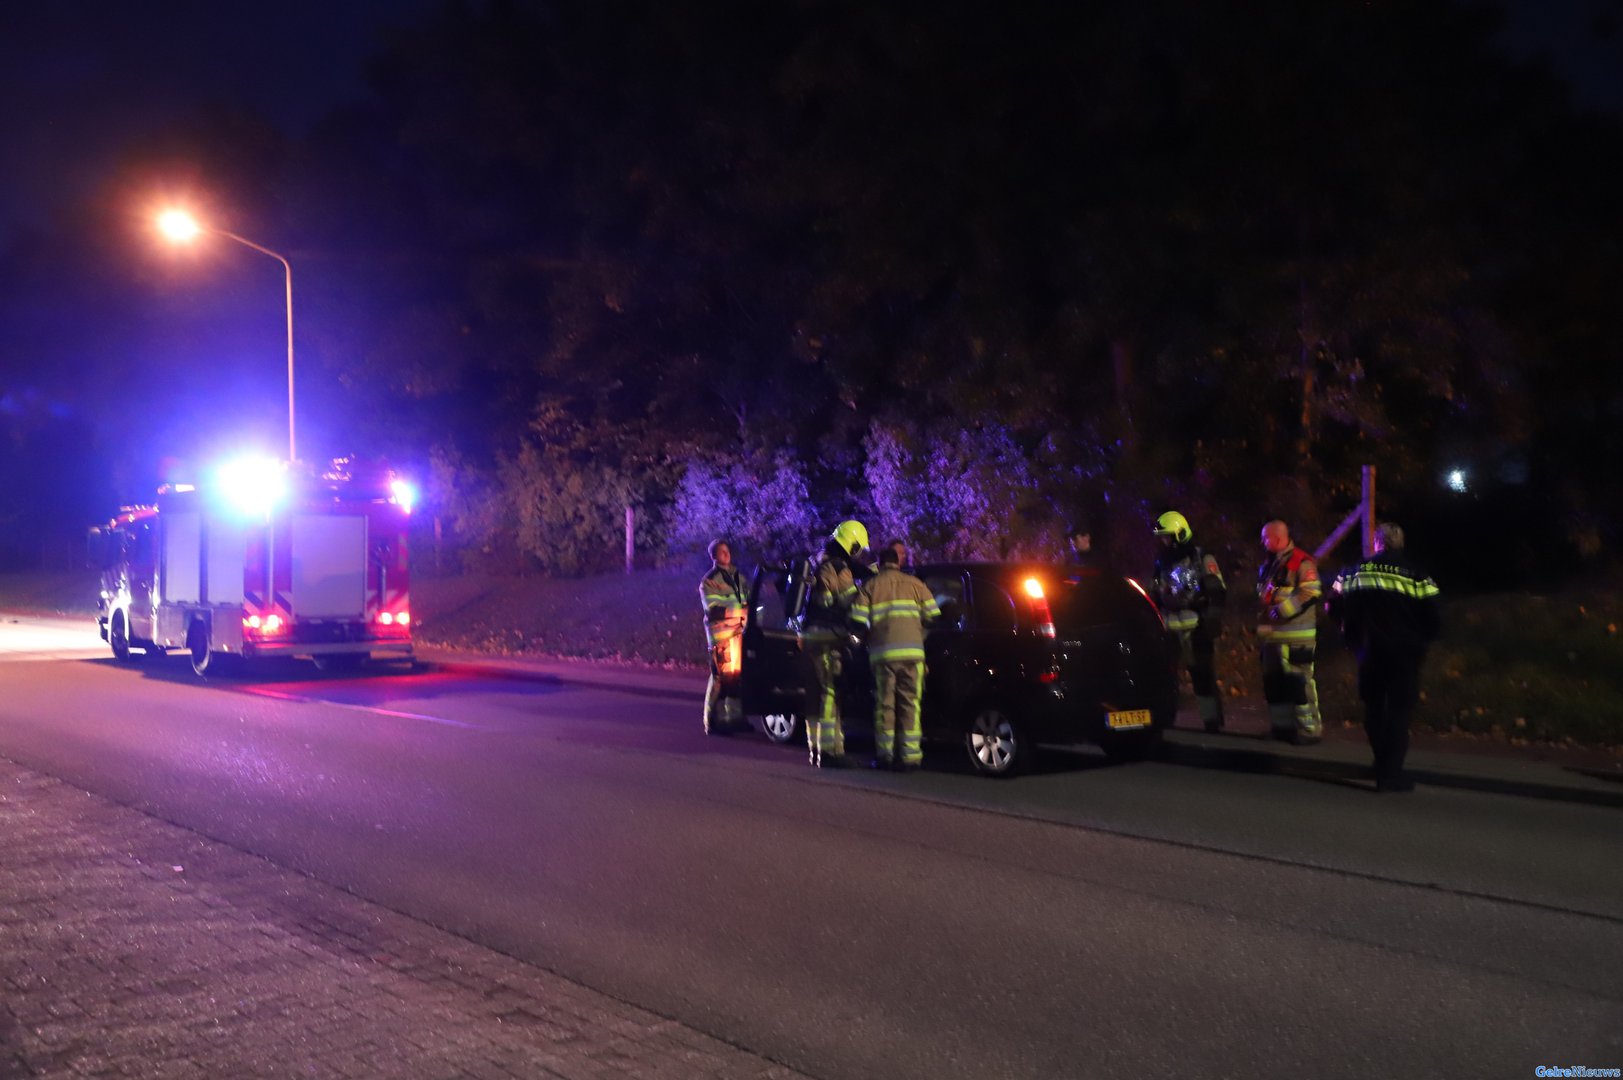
[1150,511,1228,732]
[801,519,869,768]
[1330,523,1441,792]
[700,539,749,735]
[1257,519,1324,744]
[851,542,940,771]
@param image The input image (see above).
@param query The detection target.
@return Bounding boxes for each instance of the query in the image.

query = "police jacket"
[851,567,941,664]
[1331,550,1441,655]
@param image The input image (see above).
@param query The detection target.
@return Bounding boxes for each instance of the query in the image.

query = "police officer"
[801,520,869,768]
[852,543,940,771]
[699,539,748,735]
[1150,511,1228,732]
[1257,519,1324,744]
[1331,523,1441,792]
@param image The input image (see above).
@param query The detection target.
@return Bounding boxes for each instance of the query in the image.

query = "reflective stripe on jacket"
[1258,545,1321,643]
[700,564,747,647]
[803,557,858,644]
[1153,543,1225,633]
[852,567,941,663]
[1331,552,1441,653]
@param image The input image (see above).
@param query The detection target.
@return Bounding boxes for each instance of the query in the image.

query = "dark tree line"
[1,0,1618,582]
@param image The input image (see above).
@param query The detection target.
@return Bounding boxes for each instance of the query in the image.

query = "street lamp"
[158,209,298,462]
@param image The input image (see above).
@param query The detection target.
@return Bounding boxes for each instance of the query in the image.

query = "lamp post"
[158,210,298,462]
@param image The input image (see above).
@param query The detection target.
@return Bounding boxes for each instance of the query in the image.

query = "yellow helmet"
[1153,510,1192,544]
[830,519,869,558]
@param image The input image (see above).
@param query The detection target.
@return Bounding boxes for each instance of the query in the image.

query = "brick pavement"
[0,759,810,1080]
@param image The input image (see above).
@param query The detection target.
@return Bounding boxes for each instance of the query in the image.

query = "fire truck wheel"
[187,621,220,677]
[109,611,135,663]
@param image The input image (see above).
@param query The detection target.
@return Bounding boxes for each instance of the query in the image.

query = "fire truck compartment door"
[205,518,248,604]
[291,514,367,617]
[163,512,202,603]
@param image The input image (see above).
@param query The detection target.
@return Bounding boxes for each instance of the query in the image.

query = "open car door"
[743,559,808,732]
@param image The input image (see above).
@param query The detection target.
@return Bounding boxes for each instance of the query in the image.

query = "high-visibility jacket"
[852,567,941,663]
[802,556,858,645]
[1257,544,1321,645]
[1152,542,1226,633]
[1331,550,1441,654]
[700,563,747,648]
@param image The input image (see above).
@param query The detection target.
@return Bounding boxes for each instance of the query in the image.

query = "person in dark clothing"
[1068,522,1095,567]
[1331,523,1442,792]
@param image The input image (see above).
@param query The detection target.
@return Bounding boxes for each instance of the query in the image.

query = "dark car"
[741,560,1179,776]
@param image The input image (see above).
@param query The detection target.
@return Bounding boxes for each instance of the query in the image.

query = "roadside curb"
[1161,729,1623,809]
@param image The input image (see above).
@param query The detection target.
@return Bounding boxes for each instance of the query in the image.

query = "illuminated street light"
[158,209,298,462]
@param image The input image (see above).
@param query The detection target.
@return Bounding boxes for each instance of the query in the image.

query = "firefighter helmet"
[1153,511,1192,544]
[830,520,869,558]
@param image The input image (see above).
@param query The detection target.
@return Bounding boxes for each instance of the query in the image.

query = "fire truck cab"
[92,457,415,676]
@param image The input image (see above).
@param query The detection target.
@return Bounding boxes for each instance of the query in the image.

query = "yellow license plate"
[1106,709,1152,730]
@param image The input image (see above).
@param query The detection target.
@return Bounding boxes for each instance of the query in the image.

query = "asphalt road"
[2,622,1620,1079]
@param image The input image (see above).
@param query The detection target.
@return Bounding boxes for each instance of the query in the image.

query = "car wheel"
[761,712,803,745]
[965,705,1032,778]
[110,610,134,663]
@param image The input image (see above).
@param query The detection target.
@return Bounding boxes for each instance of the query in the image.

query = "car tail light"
[379,611,394,626]
[243,613,286,635]
[1023,576,1056,638]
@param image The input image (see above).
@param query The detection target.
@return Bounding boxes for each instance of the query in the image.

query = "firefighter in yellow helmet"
[800,519,868,768]
[1150,511,1228,732]
[1258,519,1324,744]
[699,538,748,735]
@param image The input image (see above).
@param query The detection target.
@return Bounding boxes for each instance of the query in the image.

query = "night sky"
[2,0,1617,245]
[1,0,1619,577]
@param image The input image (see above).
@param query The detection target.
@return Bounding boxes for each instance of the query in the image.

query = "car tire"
[965,704,1033,778]
[110,610,135,663]
[761,712,803,745]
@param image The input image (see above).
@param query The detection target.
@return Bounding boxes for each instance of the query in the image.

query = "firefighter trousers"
[1260,641,1321,737]
[1359,646,1424,783]
[802,640,846,763]
[873,660,925,766]
[1176,622,1224,727]
[702,622,744,733]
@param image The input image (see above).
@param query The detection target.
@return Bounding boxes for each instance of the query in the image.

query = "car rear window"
[1047,576,1162,638]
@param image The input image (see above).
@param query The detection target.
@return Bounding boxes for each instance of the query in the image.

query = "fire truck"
[92,456,415,676]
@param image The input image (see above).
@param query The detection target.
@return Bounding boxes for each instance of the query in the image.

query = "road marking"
[236,686,484,729]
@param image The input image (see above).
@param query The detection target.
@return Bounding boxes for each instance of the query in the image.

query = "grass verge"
[7,568,1618,746]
